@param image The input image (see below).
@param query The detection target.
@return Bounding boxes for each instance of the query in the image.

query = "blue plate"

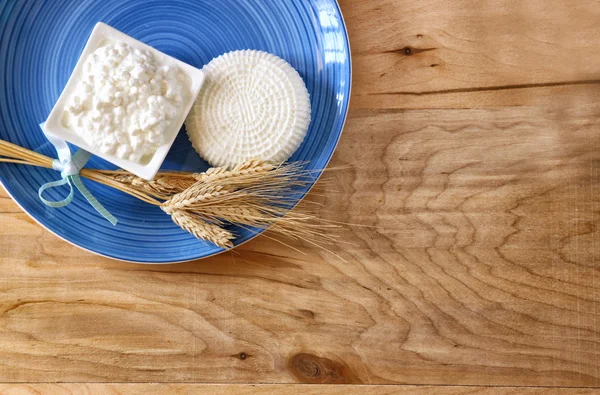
[0,0,351,263]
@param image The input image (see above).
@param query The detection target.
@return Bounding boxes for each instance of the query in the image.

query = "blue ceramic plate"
[0,0,351,263]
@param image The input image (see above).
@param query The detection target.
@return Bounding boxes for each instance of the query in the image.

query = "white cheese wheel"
[185,50,311,168]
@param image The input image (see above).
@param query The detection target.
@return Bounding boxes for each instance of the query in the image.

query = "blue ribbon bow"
[38,123,117,226]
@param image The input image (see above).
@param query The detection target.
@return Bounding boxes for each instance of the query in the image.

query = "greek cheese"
[185,50,311,168]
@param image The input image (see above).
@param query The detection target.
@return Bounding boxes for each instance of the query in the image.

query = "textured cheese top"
[185,50,311,168]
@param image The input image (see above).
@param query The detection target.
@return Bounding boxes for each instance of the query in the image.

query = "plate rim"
[0,0,353,264]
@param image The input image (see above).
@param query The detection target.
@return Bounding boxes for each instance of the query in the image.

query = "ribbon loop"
[38,123,118,226]
[38,177,74,208]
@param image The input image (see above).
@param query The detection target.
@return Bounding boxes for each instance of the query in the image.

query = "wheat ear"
[169,210,234,248]
[161,183,231,214]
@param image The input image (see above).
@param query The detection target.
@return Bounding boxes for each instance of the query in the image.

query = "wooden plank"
[341,0,600,109]
[0,384,597,394]
[0,90,599,385]
[2,0,600,388]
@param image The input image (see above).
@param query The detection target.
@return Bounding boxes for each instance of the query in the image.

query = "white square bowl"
[44,22,205,180]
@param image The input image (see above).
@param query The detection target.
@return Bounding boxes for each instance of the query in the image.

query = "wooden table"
[1,0,599,393]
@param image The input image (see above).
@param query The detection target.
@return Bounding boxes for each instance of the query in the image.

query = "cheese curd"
[62,41,186,163]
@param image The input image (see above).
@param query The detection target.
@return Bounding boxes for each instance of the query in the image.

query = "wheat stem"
[0,139,347,252]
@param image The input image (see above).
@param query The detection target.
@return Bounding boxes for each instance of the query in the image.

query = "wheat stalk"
[170,210,234,248]
[0,138,345,253]
[194,159,274,184]
[162,183,233,213]
[100,172,197,200]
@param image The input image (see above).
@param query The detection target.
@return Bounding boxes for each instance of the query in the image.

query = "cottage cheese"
[62,41,187,163]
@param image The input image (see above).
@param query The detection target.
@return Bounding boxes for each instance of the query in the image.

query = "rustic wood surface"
[1,0,599,392]
[0,384,598,395]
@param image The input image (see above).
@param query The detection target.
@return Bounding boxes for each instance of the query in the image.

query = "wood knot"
[385,46,436,56]
[297,309,315,319]
[231,352,250,360]
[288,353,361,384]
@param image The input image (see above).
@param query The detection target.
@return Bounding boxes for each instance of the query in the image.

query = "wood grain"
[1,0,599,391]
[345,0,600,109]
[0,384,597,395]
